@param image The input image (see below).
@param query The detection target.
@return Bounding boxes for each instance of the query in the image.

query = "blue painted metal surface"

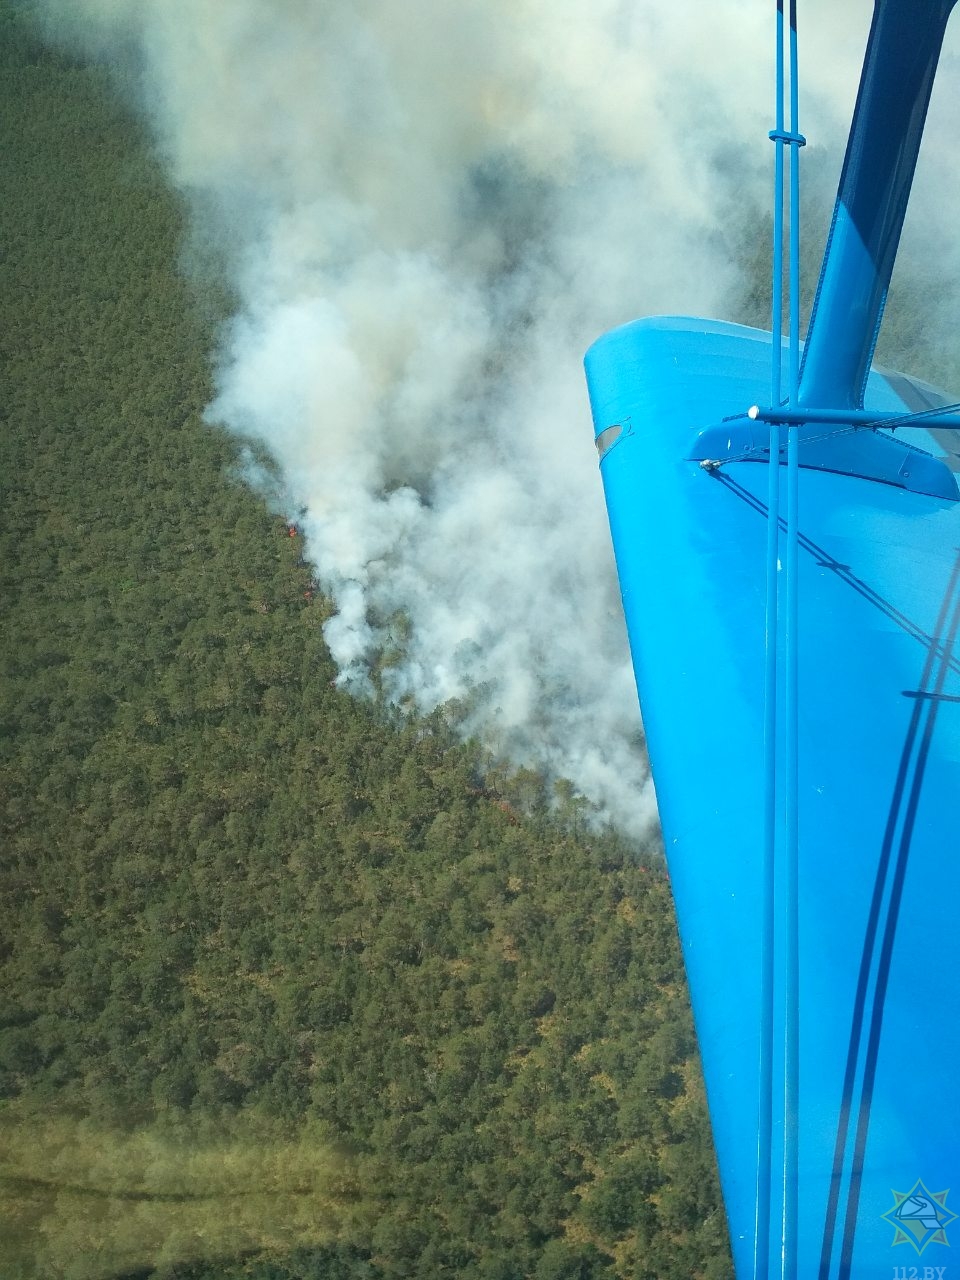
[762,6,805,1272]
[584,1,960,1275]
[800,0,957,408]
[689,394,960,500]
[757,2,784,1260]
[585,317,960,1276]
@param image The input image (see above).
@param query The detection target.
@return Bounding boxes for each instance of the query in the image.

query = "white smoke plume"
[32,0,960,836]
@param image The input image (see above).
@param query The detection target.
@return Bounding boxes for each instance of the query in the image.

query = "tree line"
[0,6,732,1277]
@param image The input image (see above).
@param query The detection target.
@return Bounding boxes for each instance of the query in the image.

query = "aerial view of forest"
[0,2,733,1276]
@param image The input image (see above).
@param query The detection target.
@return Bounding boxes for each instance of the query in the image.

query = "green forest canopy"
[0,6,731,1277]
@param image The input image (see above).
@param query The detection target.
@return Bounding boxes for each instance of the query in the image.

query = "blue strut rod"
[782,4,802,1278]
[761,3,804,1277]
[799,0,957,410]
[756,0,784,1267]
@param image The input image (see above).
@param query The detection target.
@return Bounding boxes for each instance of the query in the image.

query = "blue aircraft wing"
[584,4,960,1274]
[586,314,960,1275]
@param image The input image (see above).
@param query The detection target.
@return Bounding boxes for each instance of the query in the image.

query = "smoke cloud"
[32,0,960,835]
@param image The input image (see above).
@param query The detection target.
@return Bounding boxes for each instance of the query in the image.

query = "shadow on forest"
[0,1101,359,1280]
